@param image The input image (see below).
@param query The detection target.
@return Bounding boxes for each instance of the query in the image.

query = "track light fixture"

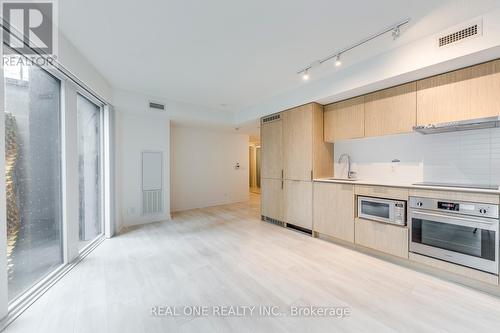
[392,26,400,40]
[297,18,410,80]
[335,54,342,67]
[302,69,310,81]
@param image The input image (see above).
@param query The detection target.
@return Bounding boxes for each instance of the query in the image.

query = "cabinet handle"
[310,170,313,181]
[281,169,284,179]
[281,181,284,189]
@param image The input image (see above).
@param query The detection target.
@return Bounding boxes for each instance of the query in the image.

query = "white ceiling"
[59,0,500,113]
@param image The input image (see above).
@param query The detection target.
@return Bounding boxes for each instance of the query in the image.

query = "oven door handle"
[411,210,499,231]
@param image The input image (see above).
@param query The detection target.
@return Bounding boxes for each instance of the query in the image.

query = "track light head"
[302,70,310,81]
[392,26,400,40]
[335,54,342,67]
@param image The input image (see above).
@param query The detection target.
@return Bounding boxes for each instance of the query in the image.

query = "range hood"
[413,116,500,134]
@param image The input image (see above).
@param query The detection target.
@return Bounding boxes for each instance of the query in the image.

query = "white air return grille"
[261,114,281,124]
[142,152,163,215]
[438,22,481,47]
[149,101,166,111]
[143,190,163,215]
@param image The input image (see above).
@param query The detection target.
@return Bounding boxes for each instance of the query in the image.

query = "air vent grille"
[143,190,163,215]
[262,215,285,227]
[262,114,281,124]
[439,24,479,47]
[149,102,166,111]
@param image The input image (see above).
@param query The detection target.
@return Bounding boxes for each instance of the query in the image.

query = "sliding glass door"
[77,94,103,250]
[4,60,63,301]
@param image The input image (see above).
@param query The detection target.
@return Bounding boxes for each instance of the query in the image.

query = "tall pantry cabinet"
[260,103,333,229]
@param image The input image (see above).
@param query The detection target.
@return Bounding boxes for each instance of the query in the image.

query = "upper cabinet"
[324,96,364,143]
[283,103,333,181]
[365,82,416,136]
[260,114,283,179]
[417,60,500,125]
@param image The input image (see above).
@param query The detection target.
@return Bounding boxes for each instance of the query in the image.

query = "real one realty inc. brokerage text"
[151,305,351,318]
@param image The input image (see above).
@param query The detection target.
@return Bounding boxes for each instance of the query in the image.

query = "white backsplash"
[333,128,500,186]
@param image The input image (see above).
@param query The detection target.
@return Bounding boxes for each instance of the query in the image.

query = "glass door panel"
[77,94,102,250]
[4,60,63,301]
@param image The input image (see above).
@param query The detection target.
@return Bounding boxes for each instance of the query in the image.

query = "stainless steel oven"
[357,196,406,226]
[409,197,499,274]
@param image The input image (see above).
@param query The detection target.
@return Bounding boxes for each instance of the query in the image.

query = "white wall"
[113,89,234,127]
[171,125,249,212]
[334,128,500,187]
[114,111,171,228]
[58,33,113,103]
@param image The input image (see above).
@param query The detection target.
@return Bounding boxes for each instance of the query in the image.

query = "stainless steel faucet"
[338,153,356,179]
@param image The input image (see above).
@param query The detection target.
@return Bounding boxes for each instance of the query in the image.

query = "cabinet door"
[261,178,283,221]
[260,118,282,179]
[469,59,500,118]
[283,105,313,181]
[417,66,471,125]
[313,182,354,242]
[324,96,364,142]
[283,180,312,229]
[417,60,500,125]
[364,82,416,137]
[355,218,408,258]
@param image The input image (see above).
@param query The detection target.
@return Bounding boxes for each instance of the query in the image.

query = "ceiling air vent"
[261,114,281,124]
[149,101,166,111]
[438,20,482,47]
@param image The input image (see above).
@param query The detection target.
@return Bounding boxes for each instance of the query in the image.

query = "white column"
[103,105,115,238]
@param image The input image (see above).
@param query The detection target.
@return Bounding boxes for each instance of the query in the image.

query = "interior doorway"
[249,143,261,194]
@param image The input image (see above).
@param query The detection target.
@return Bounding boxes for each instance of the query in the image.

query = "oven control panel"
[409,197,499,219]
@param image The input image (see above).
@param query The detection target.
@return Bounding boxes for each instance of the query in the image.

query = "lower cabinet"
[284,180,312,229]
[261,178,283,221]
[354,218,408,258]
[313,182,354,242]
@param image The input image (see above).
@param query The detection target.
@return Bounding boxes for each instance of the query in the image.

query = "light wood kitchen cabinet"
[364,82,417,136]
[355,218,408,259]
[417,60,500,125]
[355,185,409,201]
[283,180,312,229]
[260,115,283,179]
[260,103,332,224]
[282,103,333,180]
[324,96,364,142]
[282,104,312,181]
[261,178,283,221]
[313,182,354,242]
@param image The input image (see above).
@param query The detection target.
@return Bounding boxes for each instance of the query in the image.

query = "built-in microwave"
[357,196,406,226]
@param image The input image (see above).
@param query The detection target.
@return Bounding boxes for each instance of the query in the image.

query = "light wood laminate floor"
[5,193,500,332]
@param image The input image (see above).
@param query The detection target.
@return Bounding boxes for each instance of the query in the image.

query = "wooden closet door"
[282,105,313,181]
[261,178,283,221]
[283,180,312,229]
[260,118,282,179]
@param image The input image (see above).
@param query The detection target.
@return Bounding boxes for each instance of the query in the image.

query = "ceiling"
[59,0,500,113]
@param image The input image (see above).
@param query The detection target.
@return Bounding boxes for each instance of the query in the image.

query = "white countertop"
[313,178,500,195]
